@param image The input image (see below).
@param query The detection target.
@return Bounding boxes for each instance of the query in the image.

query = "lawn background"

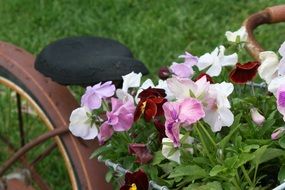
[0,0,285,76]
[0,0,285,189]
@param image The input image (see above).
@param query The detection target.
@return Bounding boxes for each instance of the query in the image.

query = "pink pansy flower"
[163,98,205,147]
[277,84,285,121]
[81,81,115,110]
[98,98,135,144]
[170,62,193,78]
[179,52,199,66]
[250,108,265,126]
[167,76,210,105]
[170,52,198,78]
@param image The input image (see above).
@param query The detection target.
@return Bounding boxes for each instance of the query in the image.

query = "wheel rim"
[0,76,78,190]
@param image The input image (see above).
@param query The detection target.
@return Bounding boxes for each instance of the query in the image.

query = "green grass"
[0,0,285,189]
[0,0,285,75]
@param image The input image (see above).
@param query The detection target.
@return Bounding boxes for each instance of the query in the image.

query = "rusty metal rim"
[0,76,78,189]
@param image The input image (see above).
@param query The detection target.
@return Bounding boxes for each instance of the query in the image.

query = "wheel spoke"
[0,132,52,190]
[16,93,25,147]
[31,143,57,166]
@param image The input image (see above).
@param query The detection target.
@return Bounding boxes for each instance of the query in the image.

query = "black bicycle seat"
[35,36,149,86]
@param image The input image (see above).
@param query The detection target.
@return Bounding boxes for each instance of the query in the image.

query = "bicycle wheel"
[0,41,112,190]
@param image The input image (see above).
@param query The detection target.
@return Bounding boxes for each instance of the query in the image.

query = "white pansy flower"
[162,135,194,164]
[225,26,248,43]
[135,79,155,103]
[122,72,142,92]
[258,51,279,84]
[203,82,234,132]
[156,79,174,100]
[198,46,238,77]
[69,106,98,140]
[268,76,285,95]
[211,82,234,108]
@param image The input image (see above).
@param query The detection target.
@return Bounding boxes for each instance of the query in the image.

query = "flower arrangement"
[69,26,285,190]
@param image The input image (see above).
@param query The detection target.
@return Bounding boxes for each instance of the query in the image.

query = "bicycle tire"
[0,41,112,190]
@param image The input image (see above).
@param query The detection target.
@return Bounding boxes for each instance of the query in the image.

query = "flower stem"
[241,165,253,187]
[195,126,215,165]
[198,121,216,148]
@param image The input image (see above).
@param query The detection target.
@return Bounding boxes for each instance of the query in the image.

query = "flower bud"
[128,143,153,164]
[250,108,265,126]
[158,67,171,80]
[271,127,285,140]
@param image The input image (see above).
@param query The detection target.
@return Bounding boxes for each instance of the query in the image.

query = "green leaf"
[168,165,208,179]
[152,151,165,165]
[90,145,112,159]
[236,153,255,168]
[252,146,285,166]
[218,114,242,149]
[105,170,113,183]
[259,148,285,164]
[278,165,285,183]
[252,145,268,166]
[209,165,226,176]
[279,136,285,149]
[184,181,223,190]
[225,155,238,169]
[242,144,259,153]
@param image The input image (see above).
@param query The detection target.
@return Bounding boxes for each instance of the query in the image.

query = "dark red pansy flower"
[120,170,149,190]
[128,143,153,164]
[154,119,167,142]
[158,66,171,80]
[195,72,214,83]
[134,88,167,122]
[138,87,166,100]
[229,61,260,84]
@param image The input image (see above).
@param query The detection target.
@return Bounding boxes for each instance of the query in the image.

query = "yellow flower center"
[129,183,137,190]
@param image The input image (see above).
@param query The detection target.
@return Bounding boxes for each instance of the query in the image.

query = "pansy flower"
[203,82,234,132]
[134,87,167,122]
[225,26,248,43]
[229,61,260,84]
[120,170,149,190]
[69,106,98,140]
[128,143,153,164]
[258,51,279,84]
[277,84,285,121]
[98,98,135,144]
[162,135,194,164]
[169,52,198,78]
[81,81,115,110]
[163,98,205,147]
[198,45,238,77]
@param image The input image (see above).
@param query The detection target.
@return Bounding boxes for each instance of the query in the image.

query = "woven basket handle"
[243,5,285,61]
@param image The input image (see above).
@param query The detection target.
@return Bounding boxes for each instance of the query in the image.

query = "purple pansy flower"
[98,98,135,144]
[81,81,115,110]
[277,84,285,121]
